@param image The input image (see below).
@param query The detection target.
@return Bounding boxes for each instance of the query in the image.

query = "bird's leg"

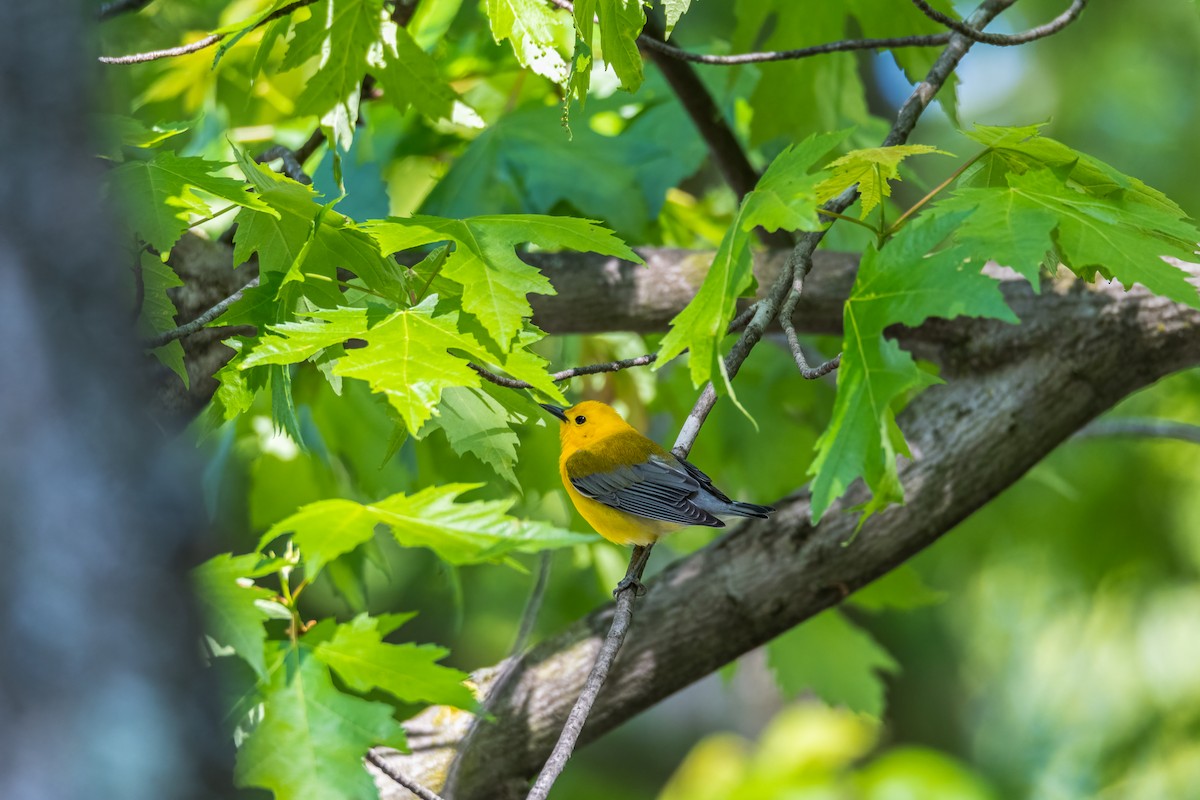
[613,544,653,598]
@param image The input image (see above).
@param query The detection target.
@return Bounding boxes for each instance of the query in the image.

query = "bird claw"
[613,576,647,598]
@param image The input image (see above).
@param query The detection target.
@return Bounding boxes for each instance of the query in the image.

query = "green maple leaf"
[240,307,367,369]
[266,484,594,568]
[808,212,1018,522]
[370,484,595,563]
[815,144,950,219]
[943,129,1200,308]
[421,387,523,487]
[847,565,947,612]
[234,648,407,800]
[233,151,407,303]
[193,553,279,678]
[740,129,850,233]
[314,614,475,709]
[662,0,693,36]
[109,150,272,253]
[331,298,496,430]
[733,2,865,146]
[655,221,753,389]
[767,610,898,717]
[484,0,571,84]
[260,497,379,579]
[372,20,475,126]
[281,0,385,149]
[136,252,188,386]
[595,0,646,91]
[365,214,640,349]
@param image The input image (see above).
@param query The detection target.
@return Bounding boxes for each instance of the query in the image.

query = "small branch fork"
[911,0,1088,47]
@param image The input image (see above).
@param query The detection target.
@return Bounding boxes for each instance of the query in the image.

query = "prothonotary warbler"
[541,401,774,551]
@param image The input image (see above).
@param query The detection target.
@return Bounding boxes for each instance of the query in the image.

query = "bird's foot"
[613,576,647,598]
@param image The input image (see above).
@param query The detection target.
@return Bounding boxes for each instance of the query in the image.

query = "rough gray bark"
[0,5,230,799]
[372,269,1200,800]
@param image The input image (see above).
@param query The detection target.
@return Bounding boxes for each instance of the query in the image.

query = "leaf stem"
[816,208,877,233]
[887,147,992,236]
[302,272,392,302]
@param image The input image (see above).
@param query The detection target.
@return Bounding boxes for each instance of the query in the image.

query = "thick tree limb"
[373,271,1200,800]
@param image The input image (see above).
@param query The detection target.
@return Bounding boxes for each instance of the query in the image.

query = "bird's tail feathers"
[727,500,773,519]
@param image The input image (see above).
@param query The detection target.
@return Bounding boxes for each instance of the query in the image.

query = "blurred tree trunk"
[0,4,230,799]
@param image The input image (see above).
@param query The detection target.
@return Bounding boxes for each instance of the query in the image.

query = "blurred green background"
[101,0,1200,796]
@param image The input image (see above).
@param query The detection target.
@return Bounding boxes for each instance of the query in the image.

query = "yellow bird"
[541,401,774,552]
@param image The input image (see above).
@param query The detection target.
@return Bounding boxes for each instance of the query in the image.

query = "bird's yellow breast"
[559,431,681,546]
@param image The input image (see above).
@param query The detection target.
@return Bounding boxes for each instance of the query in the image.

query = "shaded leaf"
[315,614,475,709]
[767,609,898,717]
[234,649,407,800]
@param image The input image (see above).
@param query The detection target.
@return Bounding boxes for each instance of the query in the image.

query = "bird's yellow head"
[540,400,633,449]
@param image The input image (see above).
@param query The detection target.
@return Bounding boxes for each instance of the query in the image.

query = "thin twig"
[887,147,991,235]
[99,0,317,64]
[145,276,259,349]
[638,31,953,65]
[470,354,658,390]
[779,264,842,380]
[97,0,154,21]
[525,546,647,800]
[910,0,1088,46]
[1076,418,1200,446]
[444,553,553,797]
[469,303,757,392]
[365,750,446,800]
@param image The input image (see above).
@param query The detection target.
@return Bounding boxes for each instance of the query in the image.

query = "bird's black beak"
[540,404,569,423]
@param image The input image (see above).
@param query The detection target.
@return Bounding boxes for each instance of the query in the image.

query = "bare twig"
[99,0,317,64]
[365,750,446,800]
[444,553,553,796]
[638,31,953,65]
[780,264,842,380]
[910,0,1088,46]
[1076,418,1200,446]
[145,276,259,349]
[469,303,757,392]
[525,546,647,800]
[97,0,154,21]
[469,354,657,390]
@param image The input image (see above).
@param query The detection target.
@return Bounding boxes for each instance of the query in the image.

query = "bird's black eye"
[574,415,587,425]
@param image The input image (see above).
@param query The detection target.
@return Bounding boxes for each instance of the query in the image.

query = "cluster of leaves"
[195,482,594,800]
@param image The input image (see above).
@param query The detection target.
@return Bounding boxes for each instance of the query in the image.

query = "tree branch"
[375,269,1200,800]
[910,0,1088,47]
[1076,418,1200,446]
[638,31,953,66]
[780,262,842,380]
[145,276,258,349]
[98,0,318,64]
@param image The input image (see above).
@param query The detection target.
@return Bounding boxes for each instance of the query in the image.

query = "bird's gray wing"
[567,454,724,528]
